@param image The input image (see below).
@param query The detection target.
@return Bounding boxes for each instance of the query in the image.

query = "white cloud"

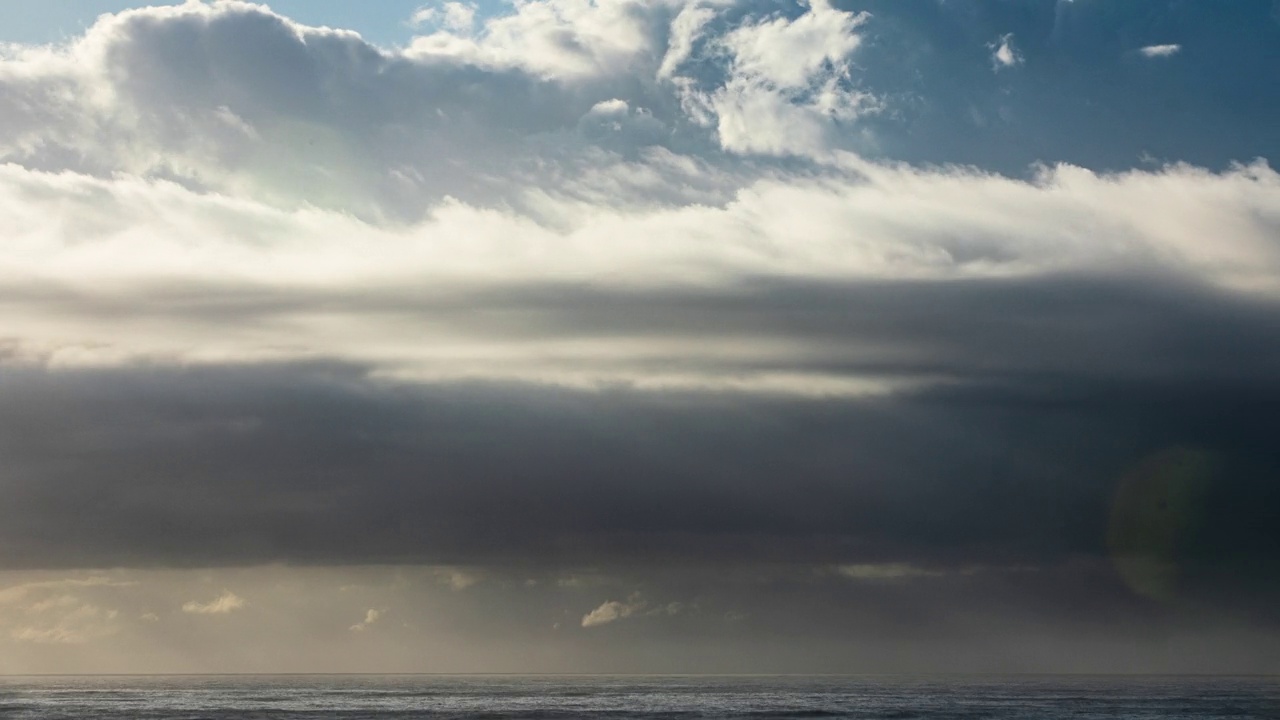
[684,0,877,158]
[441,2,477,31]
[588,98,630,117]
[407,0,674,79]
[349,608,382,631]
[0,158,1275,396]
[182,591,247,615]
[0,1,1274,401]
[410,2,476,32]
[409,5,438,28]
[990,33,1022,69]
[581,594,683,627]
[582,598,644,627]
[1139,44,1182,58]
[719,0,866,89]
[657,2,717,79]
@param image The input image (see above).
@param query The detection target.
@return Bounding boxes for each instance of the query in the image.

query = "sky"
[0,1,489,48]
[0,0,1278,675]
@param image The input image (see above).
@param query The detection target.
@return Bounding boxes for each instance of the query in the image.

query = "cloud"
[581,594,683,627]
[0,158,1277,395]
[437,569,483,591]
[990,33,1022,69]
[835,563,945,581]
[11,603,119,644]
[182,591,247,615]
[683,0,878,158]
[0,0,1272,629]
[410,2,476,32]
[349,608,382,631]
[408,5,437,28]
[582,597,646,627]
[0,577,133,605]
[1139,44,1181,58]
[0,1,1277,675]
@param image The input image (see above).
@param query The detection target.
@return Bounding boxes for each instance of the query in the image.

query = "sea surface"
[0,674,1275,720]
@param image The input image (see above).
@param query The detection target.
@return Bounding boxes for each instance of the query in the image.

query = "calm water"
[0,675,1275,719]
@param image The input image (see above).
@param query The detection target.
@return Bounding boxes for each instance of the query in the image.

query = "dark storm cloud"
[1,274,1277,606]
[7,272,1280,385]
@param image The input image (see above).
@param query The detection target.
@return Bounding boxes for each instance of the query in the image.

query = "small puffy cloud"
[436,569,482,591]
[582,598,643,627]
[441,2,477,31]
[408,5,437,28]
[181,591,247,615]
[1139,44,1182,58]
[685,0,877,158]
[588,98,630,117]
[349,608,382,632]
[990,33,1022,70]
[410,2,476,32]
[581,594,682,627]
[718,0,867,90]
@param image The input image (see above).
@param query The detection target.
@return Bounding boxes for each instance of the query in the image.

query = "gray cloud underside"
[2,354,1276,596]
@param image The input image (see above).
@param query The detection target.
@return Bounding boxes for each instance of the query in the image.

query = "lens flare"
[1107,447,1214,602]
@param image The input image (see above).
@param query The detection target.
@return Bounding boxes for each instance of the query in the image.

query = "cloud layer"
[0,1,1277,670]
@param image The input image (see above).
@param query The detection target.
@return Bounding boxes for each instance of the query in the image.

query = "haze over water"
[3,675,1278,720]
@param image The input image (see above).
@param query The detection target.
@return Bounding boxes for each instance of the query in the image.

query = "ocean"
[0,674,1275,719]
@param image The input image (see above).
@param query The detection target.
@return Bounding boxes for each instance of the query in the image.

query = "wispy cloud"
[11,604,120,644]
[182,591,247,615]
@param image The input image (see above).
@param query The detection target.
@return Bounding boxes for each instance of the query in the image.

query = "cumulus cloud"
[182,591,247,615]
[684,0,877,157]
